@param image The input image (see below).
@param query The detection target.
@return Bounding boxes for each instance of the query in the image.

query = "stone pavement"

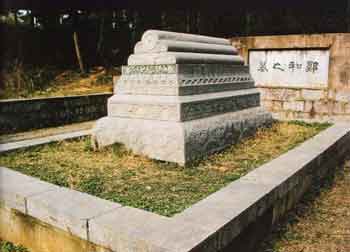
[0,121,94,153]
[0,121,94,144]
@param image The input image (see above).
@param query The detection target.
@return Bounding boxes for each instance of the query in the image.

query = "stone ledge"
[93,107,271,164]
[1,123,349,252]
[0,167,57,213]
[107,89,260,122]
[0,93,112,134]
[0,130,90,153]
[26,187,121,241]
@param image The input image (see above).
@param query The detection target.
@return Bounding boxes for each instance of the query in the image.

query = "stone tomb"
[92,30,272,165]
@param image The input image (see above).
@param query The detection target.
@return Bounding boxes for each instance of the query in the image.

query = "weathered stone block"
[93,108,271,165]
[0,167,56,213]
[272,101,283,111]
[261,100,273,111]
[89,206,172,252]
[108,90,260,122]
[301,89,325,100]
[283,101,304,111]
[117,64,254,96]
[313,101,331,114]
[261,88,300,101]
[304,101,314,113]
[93,30,272,165]
[345,103,350,114]
[333,101,346,114]
[334,90,350,102]
[26,187,121,240]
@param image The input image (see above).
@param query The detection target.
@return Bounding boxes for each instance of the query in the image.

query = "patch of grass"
[258,160,350,252]
[0,240,29,252]
[0,121,330,216]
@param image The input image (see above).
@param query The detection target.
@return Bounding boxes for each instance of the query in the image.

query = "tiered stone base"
[92,107,272,165]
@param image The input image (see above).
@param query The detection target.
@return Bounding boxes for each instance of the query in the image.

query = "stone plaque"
[249,49,330,88]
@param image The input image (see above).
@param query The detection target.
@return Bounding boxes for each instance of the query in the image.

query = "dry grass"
[35,68,114,97]
[258,160,350,252]
[0,67,114,100]
[0,121,329,216]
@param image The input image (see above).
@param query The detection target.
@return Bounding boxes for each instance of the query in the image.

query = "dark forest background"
[1,2,349,69]
[0,1,349,98]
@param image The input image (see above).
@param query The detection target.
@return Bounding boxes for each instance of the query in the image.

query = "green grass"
[0,241,28,252]
[0,121,330,216]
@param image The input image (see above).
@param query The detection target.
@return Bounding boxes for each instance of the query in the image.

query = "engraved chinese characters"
[249,49,330,88]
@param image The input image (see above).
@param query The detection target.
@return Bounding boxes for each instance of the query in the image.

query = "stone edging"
[0,93,112,134]
[0,130,90,153]
[1,123,349,252]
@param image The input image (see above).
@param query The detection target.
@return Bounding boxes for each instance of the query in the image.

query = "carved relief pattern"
[118,74,252,87]
[122,65,177,75]
[120,64,253,87]
[179,75,252,86]
[109,94,259,121]
[109,103,178,121]
[181,94,260,121]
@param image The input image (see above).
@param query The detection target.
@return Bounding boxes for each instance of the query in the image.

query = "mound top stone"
[92,30,272,165]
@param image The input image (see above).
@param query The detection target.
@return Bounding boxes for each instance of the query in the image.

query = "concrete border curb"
[0,130,90,153]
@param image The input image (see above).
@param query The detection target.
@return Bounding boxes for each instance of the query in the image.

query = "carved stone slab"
[108,89,260,121]
[117,64,254,96]
[92,107,272,165]
[92,30,272,165]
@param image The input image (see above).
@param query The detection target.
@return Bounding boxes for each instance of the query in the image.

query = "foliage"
[0,5,348,71]
[0,65,113,99]
[0,61,60,98]
[0,241,29,252]
[0,121,330,216]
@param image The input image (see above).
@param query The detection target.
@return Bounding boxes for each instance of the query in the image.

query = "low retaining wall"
[0,123,349,252]
[0,93,112,134]
[230,33,350,122]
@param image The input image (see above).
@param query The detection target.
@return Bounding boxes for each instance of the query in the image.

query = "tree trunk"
[186,10,191,33]
[73,31,85,73]
[347,0,350,32]
[245,9,252,36]
[196,11,201,34]
[97,12,105,58]
[14,10,18,25]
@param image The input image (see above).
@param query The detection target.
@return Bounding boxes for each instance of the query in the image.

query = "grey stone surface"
[107,90,260,122]
[89,206,172,252]
[26,186,121,240]
[93,30,271,165]
[0,130,90,153]
[89,205,214,252]
[92,116,186,163]
[0,167,56,213]
[93,108,272,165]
[134,40,238,55]
[140,30,231,47]
[0,93,111,135]
[117,64,253,96]
[128,52,244,66]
